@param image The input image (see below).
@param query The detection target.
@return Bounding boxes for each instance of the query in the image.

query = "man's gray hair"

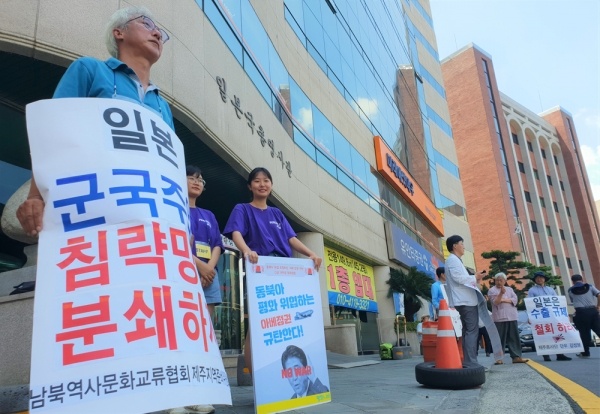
[105,6,155,58]
[494,272,507,280]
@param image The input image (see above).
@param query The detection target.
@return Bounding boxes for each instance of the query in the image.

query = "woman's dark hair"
[247,167,272,185]
[186,165,202,177]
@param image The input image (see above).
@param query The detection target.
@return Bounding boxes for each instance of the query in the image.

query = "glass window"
[333,129,352,171]
[531,220,538,233]
[284,0,304,32]
[552,255,558,266]
[566,206,570,217]
[553,201,558,212]
[560,229,565,240]
[241,1,269,66]
[566,257,572,269]
[289,78,314,137]
[579,260,584,271]
[302,3,325,57]
[312,105,334,155]
[204,0,243,64]
[541,148,546,158]
[524,191,531,202]
[268,43,289,104]
[317,150,336,177]
[533,169,539,180]
[539,197,545,208]
[222,0,242,30]
[337,168,355,193]
[293,126,315,161]
[573,233,577,243]
[512,133,519,145]
[518,162,525,174]
[350,146,368,187]
[547,175,552,186]
[537,251,544,264]
[527,141,533,152]
[243,52,272,107]
[545,225,551,237]
[560,181,565,191]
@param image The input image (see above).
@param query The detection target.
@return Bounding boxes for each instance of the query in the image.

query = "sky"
[429,0,600,202]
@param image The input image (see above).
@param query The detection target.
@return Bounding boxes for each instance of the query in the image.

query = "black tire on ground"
[415,362,486,390]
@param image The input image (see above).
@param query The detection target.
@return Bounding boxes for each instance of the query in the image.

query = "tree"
[480,250,563,310]
[386,266,433,322]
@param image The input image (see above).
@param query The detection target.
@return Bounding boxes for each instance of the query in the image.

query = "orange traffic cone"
[435,299,462,369]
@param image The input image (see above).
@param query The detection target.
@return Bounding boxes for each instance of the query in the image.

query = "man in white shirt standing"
[444,235,486,364]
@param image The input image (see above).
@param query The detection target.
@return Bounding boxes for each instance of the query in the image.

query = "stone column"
[294,232,329,327]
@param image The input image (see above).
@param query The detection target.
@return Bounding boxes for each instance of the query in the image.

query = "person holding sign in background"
[223,167,322,375]
[186,165,223,316]
[527,271,572,362]
[17,5,174,237]
[568,274,600,358]
[281,345,329,399]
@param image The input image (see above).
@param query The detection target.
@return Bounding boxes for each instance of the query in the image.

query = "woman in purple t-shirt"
[187,165,223,317]
[223,167,322,374]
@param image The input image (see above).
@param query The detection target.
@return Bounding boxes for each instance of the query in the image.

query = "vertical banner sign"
[524,296,583,355]
[325,247,378,312]
[26,99,231,413]
[246,256,331,414]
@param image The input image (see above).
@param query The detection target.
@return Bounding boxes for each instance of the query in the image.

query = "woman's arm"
[232,231,258,264]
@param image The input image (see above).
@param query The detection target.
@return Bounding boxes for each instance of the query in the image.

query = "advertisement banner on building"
[373,136,443,235]
[324,247,378,312]
[384,221,440,278]
[246,256,331,413]
[26,99,231,413]
[524,296,583,355]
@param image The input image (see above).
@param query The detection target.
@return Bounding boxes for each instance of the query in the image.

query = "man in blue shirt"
[431,266,445,320]
[17,5,174,238]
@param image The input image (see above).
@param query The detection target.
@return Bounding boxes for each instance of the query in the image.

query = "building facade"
[0,0,473,376]
[441,44,600,288]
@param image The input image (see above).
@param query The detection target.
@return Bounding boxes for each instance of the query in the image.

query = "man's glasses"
[187,176,206,186]
[125,15,170,44]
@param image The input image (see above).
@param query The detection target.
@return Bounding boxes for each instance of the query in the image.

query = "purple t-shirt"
[189,207,223,263]
[223,203,296,257]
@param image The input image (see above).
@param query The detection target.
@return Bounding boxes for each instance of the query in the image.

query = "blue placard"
[385,221,441,278]
[328,291,378,312]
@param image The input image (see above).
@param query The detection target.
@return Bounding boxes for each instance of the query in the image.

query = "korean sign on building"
[325,246,377,312]
[524,296,583,355]
[373,136,443,235]
[384,221,440,278]
[26,99,231,413]
[246,256,331,413]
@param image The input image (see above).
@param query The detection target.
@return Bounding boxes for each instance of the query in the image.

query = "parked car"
[518,323,535,351]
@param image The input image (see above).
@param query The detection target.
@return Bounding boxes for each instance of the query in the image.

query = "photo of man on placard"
[281,345,329,399]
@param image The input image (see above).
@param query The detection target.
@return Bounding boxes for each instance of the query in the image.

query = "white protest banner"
[27,98,231,413]
[246,256,331,414]
[524,296,583,355]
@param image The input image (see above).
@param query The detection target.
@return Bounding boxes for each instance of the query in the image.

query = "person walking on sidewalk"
[488,272,528,365]
[568,274,600,358]
[527,271,572,362]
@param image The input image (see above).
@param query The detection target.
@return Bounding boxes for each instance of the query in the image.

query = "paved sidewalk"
[1,353,582,413]
[174,353,580,414]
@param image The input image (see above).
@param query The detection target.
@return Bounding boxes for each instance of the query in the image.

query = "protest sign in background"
[246,256,331,414]
[27,99,231,413]
[525,296,583,355]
